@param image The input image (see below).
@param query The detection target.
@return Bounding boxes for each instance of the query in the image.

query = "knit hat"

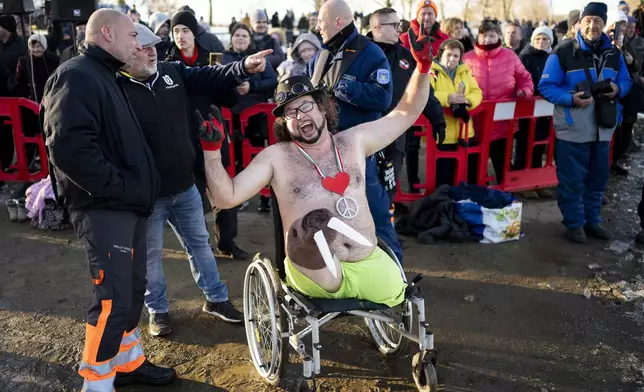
[416,0,438,18]
[531,26,553,44]
[568,9,581,28]
[171,11,199,37]
[28,33,47,51]
[628,16,638,24]
[177,5,195,15]
[250,9,268,24]
[605,9,628,32]
[581,2,608,24]
[0,15,16,34]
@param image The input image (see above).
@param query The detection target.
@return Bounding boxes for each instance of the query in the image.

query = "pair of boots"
[6,198,27,222]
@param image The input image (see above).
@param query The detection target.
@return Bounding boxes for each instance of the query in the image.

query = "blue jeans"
[556,139,610,229]
[145,185,228,314]
[365,156,403,263]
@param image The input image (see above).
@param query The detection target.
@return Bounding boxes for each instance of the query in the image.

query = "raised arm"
[199,107,274,209]
[351,25,432,157]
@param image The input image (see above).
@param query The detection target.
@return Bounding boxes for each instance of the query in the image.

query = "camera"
[592,80,613,95]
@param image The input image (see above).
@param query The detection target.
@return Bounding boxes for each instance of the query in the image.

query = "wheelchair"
[242,191,438,391]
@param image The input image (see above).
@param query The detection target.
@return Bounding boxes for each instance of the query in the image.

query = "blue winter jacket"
[539,31,632,143]
[307,27,393,131]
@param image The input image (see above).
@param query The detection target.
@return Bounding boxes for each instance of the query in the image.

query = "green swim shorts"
[284,246,406,307]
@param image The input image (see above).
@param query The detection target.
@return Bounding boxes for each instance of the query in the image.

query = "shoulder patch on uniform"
[376,69,390,84]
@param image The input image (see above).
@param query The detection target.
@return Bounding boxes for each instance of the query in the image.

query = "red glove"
[195,105,224,151]
[408,21,434,74]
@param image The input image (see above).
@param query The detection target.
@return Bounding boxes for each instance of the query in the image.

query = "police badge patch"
[376,69,390,84]
[399,59,410,70]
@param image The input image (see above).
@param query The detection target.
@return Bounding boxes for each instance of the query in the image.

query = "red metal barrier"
[238,103,276,197]
[0,98,48,182]
[220,107,236,178]
[484,97,557,192]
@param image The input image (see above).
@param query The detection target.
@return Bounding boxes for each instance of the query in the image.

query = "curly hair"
[273,92,339,143]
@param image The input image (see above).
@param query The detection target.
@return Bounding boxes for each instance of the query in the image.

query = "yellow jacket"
[430,62,483,144]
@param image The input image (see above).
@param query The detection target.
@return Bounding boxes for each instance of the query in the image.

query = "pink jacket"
[463,45,534,139]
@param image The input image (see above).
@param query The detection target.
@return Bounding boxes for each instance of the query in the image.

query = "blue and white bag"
[455,200,523,244]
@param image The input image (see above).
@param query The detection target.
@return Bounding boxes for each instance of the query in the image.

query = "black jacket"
[166,44,247,181]
[0,35,26,96]
[16,52,60,102]
[518,45,552,141]
[41,44,158,216]
[252,33,286,70]
[368,34,446,153]
[222,49,277,114]
[120,60,248,198]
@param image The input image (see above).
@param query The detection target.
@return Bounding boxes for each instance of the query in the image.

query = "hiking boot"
[6,199,17,222]
[567,227,587,243]
[203,300,243,323]
[216,244,250,260]
[536,188,553,198]
[149,313,172,337]
[114,359,177,387]
[16,198,27,222]
[636,231,644,245]
[584,224,611,240]
[611,161,630,176]
[258,197,271,213]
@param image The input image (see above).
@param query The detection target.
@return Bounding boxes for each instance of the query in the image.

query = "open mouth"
[299,120,314,134]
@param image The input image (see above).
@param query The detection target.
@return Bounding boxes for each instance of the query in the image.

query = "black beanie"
[171,11,199,38]
[0,15,16,34]
[581,2,608,24]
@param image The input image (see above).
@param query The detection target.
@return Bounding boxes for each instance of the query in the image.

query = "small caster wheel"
[412,351,438,392]
[294,377,317,392]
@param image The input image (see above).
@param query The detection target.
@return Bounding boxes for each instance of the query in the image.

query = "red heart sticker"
[321,172,350,196]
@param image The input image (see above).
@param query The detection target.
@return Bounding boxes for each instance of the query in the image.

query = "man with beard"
[119,24,269,337]
[539,2,632,243]
[199,23,433,304]
[41,9,177,391]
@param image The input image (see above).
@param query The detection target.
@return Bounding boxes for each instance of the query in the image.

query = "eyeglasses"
[275,82,313,103]
[378,22,401,29]
[284,100,316,119]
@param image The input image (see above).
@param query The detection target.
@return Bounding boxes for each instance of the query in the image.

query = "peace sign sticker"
[336,197,359,219]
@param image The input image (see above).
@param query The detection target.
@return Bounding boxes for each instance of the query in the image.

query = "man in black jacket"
[120,24,269,336]
[368,8,446,196]
[41,9,176,392]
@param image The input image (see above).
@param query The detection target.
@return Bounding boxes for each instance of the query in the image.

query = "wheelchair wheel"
[365,300,412,358]
[243,254,288,385]
[412,351,438,392]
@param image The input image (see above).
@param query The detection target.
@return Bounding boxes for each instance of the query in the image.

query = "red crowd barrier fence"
[0,98,48,183]
[228,97,562,203]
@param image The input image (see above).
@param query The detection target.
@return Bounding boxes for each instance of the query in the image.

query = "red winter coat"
[400,20,449,57]
[462,44,534,140]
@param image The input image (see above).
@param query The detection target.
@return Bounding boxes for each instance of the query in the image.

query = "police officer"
[368,7,446,197]
[308,0,401,262]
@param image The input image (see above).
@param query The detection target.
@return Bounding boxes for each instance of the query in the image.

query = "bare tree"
[438,0,446,19]
[147,0,178,13]
[500,0,514,21]
[314,0,325,12]
[515,0,549,22]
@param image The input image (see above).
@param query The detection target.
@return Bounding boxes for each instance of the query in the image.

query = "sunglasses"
[275,82,314,104]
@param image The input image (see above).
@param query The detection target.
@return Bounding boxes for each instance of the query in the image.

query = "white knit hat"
[28,33,47,51]
[531,26,553,44]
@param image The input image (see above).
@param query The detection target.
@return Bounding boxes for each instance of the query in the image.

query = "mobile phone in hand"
[209,52,224,65]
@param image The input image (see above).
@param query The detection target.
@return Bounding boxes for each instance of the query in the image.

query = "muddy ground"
[2,152,644,392]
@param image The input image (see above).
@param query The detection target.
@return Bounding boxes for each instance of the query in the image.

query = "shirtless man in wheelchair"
[199,21,436,391]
